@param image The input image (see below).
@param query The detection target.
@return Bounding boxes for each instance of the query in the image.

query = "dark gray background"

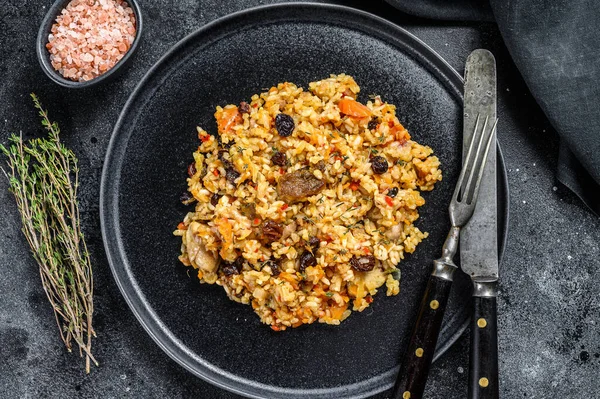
[0,0,598,398]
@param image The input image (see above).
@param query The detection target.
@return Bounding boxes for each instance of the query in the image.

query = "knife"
[461,49,499,399]
[391,50,499,399]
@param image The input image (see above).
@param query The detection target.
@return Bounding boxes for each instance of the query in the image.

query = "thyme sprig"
[0,94,97,373]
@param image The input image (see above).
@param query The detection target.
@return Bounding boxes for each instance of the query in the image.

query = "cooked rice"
[173,74,442,330]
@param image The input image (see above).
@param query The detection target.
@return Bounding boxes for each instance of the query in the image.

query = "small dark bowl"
[36,0,143,88]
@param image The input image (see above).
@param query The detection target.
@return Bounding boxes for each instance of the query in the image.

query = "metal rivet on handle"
[479,377,489,388]
[477,318,487,328]
[430,299,439,309]
[415,348,424,357]
[402,392,411,399]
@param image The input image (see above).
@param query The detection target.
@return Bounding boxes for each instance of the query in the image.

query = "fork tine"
[468,118,498,204]
[463,115,490,203]
[452,114,481,202]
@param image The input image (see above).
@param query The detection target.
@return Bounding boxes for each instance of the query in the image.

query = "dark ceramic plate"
[100,3,508,398]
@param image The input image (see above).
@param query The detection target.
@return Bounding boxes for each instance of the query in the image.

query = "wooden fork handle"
[391,262,456,399]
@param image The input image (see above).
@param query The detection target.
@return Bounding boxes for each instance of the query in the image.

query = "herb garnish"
[0,94,97,373]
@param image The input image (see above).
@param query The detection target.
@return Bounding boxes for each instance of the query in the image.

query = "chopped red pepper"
[200,134,210,142]
[365,295,373,304]
[349,181,360,191]
[385,196,394,206]
[280,204,289,211]
[253,217,260,225]
[213,169,219,176]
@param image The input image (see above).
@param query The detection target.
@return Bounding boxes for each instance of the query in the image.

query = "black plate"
[100,3,508,398]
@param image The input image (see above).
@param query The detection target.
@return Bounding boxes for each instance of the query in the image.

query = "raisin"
[264,258,282,275]
[225,167,241,184]
[222,257,245,276]
[217,135,234,149]
[187,162,197,177]
[350,255,376,272]
[370,156,389,174]
[298,250,317,272]
[210,193,222,206]
[180,191,195,205]
[308,236,320,251]
[368,118,380,130]
[261,220,284,243]
[275,113,295,137]
[271,151,287,167]
[239,101,251,114]
[388,187,399,198]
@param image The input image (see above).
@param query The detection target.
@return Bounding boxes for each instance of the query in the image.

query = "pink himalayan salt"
[46,0,136,82]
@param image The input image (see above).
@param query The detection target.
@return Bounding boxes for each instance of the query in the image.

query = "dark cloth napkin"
[385,0,600,215]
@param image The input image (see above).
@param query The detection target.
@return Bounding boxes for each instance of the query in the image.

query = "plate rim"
[99,2,510,398]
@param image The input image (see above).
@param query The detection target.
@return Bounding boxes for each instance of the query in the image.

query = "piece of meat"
[277,169,325,203]
[185,224,219,273]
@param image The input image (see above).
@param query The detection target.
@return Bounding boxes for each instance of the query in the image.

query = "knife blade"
[461,49,499,399]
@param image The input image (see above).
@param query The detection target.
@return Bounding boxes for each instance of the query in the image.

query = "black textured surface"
[100,4,507,397]
[1,1,599,399]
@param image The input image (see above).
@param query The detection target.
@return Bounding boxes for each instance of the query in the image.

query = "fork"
[391,115,498,399]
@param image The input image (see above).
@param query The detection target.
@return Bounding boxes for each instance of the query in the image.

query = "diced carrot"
[349,181,360,191]
[213,169,219,176]
[385,196,394,206]
[338,98,372,118]
[330,303,348,319]
[271,325,281,331]
[363,247,371,254]
[177,222,187,230]
[216,106,242,133]
[199,134,211,142]
[279,272,299,289]
[390,123,410,144]
[365,295,373,304]
[253,217,261,225]
[348,284,357,297]
[215,218,233,257]
[313,284,326,297]
[280,204,288,211]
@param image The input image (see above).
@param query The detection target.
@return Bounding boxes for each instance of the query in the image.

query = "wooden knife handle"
[468,293,499,399]
[391,268,455,399]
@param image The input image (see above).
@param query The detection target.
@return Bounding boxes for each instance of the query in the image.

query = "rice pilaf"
[174,74,442,330]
